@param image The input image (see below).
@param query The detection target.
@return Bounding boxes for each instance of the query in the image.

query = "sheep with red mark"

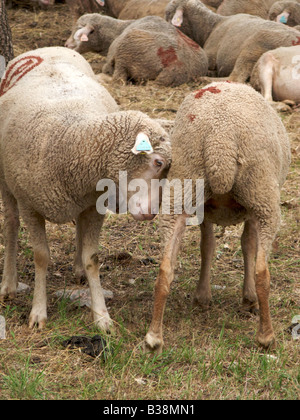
[144,81,291,354]
[0,46,171,332]
[166,0,300,82]
[66,14,208,86]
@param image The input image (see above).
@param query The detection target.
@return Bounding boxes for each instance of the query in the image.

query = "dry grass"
[0,3,299,400]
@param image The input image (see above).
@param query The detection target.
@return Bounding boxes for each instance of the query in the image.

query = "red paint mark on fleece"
[188,114,196,122]
[0,55,43,97]
[194,86,221,99]
[157,46,178,67]
[292,36,300,46]
[176,28,200,50]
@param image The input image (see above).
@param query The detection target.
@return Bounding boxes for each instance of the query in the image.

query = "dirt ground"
[0,2,299,400]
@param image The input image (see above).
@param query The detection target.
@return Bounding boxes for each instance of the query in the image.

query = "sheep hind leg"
[78,206,112,331]
[252,206,280,348]
[144,214,187,354]
[258,53,275,102]
[193,221,215,310]
[111,62,129,84]
[0,188,20,300]
[254,233,276,349]
[19,209,50,330]
[241,219,259,314]
[228,38,268,83]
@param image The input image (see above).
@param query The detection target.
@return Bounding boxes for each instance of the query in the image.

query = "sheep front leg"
[19,209,49,329]
[193,221,215,309]
[145,214,187,354]
[74,216,85,282]
[0,188,20,300]
[78,207,112,331]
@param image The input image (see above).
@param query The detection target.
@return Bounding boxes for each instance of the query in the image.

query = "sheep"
[118,0,170,20]
[250,45,300,104]
[0,46,171,332]
[66,0,169,21]
[66,14,208,86]
[144,81,291,354]
[202,0,223,9]
[6,0,55,8]
[65,0,105,24]
[102,17,208,85]
[216,0,280,18]
[165,0,300,82]
[269,1,300,27]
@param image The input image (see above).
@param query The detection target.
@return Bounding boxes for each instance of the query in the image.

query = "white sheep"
[165,0,300,82]
[144,82,291,354]
[250,45,300,104]
[0,46,171,331]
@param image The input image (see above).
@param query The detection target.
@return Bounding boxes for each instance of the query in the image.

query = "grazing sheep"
[144,82,291,353]
[0,46,171,331]
[165,0,300,82]
[66,14,208,85]
[250,45,300,103]
[269,1,300,27]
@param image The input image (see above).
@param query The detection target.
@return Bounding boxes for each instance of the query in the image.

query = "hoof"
[144,332,163,355]
[192,293,211,311]
[0,291,17,302]
[0,283,17,301]
[256,331,276,349]
[29,314,47,330]
[94,311,113,332]
[241,298,259,315]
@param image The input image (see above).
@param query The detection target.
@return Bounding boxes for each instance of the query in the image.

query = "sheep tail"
[204,135,238,195]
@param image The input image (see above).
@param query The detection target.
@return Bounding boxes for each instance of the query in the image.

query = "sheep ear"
[74,26,93,42]
[131,132,153,155]
[276,11,290,24]
[172,7,183,27]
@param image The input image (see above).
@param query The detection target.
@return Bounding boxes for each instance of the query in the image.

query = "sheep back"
[169,82,291,203]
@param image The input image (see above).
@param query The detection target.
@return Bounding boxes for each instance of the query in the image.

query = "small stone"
[0,315,6,340]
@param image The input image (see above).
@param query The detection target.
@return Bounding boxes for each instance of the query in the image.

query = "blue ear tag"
[137,139,152,152]
[280,15,288,23]
[131,132,153,155]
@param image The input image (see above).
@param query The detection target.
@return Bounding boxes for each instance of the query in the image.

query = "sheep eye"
[90,29,95,34]
[154,159,163,167]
